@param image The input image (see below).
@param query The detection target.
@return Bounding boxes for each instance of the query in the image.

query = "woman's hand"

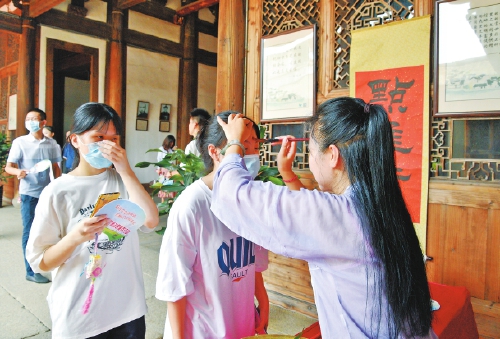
[277,136,297,177]
[68,215,108,245]
[217,113,253,144]
[99,140,131,173]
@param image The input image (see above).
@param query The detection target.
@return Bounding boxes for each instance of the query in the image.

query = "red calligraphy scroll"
[355,66,424,223]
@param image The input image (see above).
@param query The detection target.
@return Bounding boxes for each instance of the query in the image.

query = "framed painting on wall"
[260,24,316,122]
[434,0,500,117]
[160,104,171,122]
[137,101,149,119]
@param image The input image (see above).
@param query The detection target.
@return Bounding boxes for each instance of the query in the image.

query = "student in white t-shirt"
[156,111,269,338]
[157,135,176,163]
[26,102,159,339]
[184,108,211,156]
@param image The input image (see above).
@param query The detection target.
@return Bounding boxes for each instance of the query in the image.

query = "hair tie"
[364,103,371,113]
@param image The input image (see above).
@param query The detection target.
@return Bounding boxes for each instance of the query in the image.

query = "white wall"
[129,10,180,42]
[126,46,180,183]
[197,64,217,114]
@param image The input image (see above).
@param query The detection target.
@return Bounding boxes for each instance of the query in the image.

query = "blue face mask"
[243,154,260,179]
[79,139,113,169]
[25,121,40,133]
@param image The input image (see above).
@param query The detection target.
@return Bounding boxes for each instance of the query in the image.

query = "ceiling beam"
[0,0,12,7]
[117,0,146,10]
[29,0,66,18]
[176,0,219,17]
[0,11,22,33]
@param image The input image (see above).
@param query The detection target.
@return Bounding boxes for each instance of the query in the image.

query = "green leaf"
[135,161,154,168]
[161,185,186,193]
[268,177,285,186]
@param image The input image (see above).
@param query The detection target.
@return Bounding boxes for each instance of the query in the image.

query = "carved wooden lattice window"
[431,117,500,181]
[334,0,413,88]
[260,0,413,171]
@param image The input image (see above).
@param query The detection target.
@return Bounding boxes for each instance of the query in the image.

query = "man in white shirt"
[184,108,211,156]
[5,108,61,283]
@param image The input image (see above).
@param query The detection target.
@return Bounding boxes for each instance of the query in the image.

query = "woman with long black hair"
[211,97,436,338]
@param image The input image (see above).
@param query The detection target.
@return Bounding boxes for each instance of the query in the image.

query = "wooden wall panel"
[486,209,500,301]
[427,181,500,302]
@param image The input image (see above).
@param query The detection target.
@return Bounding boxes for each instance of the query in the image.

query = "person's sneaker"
[26,273,50,284]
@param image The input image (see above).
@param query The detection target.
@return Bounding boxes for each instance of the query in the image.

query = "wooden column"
[414,0,434,17]
[245,0,262,122]
[16,0,35,136]
[177,13,197,150]
[215,0,245,113]
[106,0,126,119]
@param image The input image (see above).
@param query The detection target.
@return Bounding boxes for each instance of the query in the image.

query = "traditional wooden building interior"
[1,0,499,338]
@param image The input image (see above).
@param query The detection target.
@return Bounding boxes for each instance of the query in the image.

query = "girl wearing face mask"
[26,102,159,339]
[155,111,269,339]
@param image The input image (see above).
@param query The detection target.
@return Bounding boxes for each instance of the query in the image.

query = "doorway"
[46,39,99,147]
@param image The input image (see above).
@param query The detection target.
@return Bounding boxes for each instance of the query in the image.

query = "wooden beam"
[0,11,22,33]
[37,9,111,40]
[0,0,12,7]
[29,0,66,18]
[176,0,219,17]
[196,48,216,67]
[196,18,217,37]
[124,29,183,58]
[117,0,146,10]
[132,1,175,22]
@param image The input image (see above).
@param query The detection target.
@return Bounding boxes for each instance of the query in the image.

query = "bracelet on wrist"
[282,174,298,183]
[221,140,246,157]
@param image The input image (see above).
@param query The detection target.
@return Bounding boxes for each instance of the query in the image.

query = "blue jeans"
[20,194,38,277]
[86,316,146,339]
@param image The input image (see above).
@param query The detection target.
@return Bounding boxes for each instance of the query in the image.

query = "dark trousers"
[20,194,38,277]
[87,316,146,339]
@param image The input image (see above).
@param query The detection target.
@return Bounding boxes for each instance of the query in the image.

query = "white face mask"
[243,154,260,179]
[25,121,40,133]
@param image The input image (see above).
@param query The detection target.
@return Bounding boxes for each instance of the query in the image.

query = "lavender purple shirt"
[211,154,436,339]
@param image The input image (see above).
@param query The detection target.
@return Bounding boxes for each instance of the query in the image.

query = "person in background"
[43,126,62,177]
[157,135,176,163]
[26,102,159,338]
[184,108,211,157]
[5,108,61,284]
[62,130,76,173]
[211,97,436,339]
[156,111,269,338]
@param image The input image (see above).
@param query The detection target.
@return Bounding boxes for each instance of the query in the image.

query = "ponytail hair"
[309,97,431,338]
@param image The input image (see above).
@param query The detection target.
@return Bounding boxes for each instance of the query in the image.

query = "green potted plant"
[136,142,287,234]
[136,149,205,234]
[0,132,13,208]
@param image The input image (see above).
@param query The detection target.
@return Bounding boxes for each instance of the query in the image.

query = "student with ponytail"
[212,97,436,338]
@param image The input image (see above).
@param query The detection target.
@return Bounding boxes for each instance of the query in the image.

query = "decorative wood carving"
[68,0,88,18]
